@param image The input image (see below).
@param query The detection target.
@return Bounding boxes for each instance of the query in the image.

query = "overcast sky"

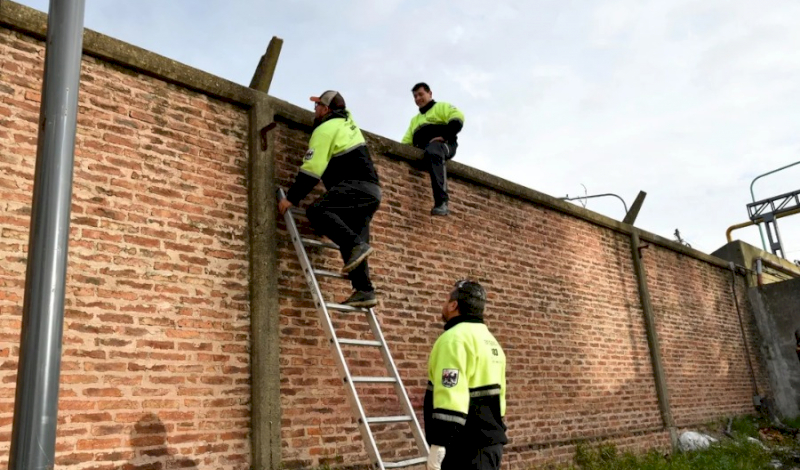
[16,0,800,260]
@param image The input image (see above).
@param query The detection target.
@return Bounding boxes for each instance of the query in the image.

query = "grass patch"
[782,416,800,430]
[563,438,774,470]
[729,415,761,438]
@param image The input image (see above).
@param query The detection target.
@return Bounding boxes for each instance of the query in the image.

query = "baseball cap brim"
[309,96,322,103]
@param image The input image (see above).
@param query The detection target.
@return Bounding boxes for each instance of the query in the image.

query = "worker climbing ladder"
[277,189,429,470]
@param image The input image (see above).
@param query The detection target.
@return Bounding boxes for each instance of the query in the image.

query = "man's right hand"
[427,445,446,470]
[278,198,293,215]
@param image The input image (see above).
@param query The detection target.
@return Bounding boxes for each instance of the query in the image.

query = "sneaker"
[342,290,378,308]
[430,203,449,216]
[342,243,374,273]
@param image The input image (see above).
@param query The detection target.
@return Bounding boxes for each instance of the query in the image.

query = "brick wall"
[0,27,251,469]
[272,116,767,469]
[645,247,769,427]
[0,10,770,470]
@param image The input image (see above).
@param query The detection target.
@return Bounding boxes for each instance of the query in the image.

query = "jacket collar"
[444,315,484,331]
[419,100,436,114]
[313,109,348,129]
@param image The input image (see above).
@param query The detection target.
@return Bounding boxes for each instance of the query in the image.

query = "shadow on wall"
[128,413,198,469]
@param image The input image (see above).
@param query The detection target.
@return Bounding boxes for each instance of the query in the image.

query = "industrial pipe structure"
[750,159,800,251]
[725,207,800,243]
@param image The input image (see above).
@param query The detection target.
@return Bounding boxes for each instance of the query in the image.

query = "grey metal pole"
[9,1,86,469]
[559,193,629,215]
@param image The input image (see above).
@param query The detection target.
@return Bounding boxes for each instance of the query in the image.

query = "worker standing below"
[278,90,381,308]
[424,280,507,470]
[402,83,465,216]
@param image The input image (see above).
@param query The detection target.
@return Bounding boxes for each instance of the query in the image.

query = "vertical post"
[248,37,283,469]
[622,191,647,225]
[762,214,785,258]
[9,1,86,469]
[247,96,281,470]
[629,229,678,450]
[250,37,284,93]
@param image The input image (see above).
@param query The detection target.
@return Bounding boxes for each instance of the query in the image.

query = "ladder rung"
[326,302,368,313]
[315,269,348,279]
[289,207,306,217]
[351,376,397,383]
[384,457,428,469]
[302,238,339,250]
[366,415,412,424]
[338,338,382,347]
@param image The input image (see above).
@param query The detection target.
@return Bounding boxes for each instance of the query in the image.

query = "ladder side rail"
[364,309,430,456]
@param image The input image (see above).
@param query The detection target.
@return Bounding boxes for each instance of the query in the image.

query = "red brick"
[129,109,158,124]
[93,400,139,413]
[83,388,123,398]
[76,438,121,450]
[136,340,174,350]
[123,234,161,248]
[55,452,97,465]
[71,412,113,423]
[59,400,97,411]
[61,374,100,385]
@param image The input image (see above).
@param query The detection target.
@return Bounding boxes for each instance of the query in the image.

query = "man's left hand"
[427,445,446,470]
[429,137,445,143]
[278,198,293,215]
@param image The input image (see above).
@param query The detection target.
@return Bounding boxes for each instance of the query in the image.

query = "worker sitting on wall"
[278,90,382,308]
[401,82,465,216]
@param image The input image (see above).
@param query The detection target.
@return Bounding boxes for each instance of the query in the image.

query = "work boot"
[342,290,378,308]
[342,243,374,273]
[430,202,449,216]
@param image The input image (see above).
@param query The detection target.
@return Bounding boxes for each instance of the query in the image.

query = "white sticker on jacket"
[442,369,459,388]
[304,148,314,161]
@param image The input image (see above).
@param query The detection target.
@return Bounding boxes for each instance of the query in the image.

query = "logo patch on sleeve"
[441,369,459,388]
[303,148,315,161]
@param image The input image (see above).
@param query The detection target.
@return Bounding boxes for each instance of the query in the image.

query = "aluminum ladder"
[278,189,428,470]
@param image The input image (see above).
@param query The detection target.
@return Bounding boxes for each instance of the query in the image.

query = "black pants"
[305,181,381,292]
[442,444,503,470]
[424,141,456,206]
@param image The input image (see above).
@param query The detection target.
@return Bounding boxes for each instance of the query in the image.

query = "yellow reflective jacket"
[286,110,380,205]
[424,316,507,448]
[402,101,465,149]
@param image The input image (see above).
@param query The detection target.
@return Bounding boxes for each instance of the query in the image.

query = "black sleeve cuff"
[445,120,463,140]
[285,172,320,206]
[426,421,463,447]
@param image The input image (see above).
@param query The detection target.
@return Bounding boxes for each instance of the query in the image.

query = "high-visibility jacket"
[401,100,465,149]
[424,315,507,448]
[286,110,380,205]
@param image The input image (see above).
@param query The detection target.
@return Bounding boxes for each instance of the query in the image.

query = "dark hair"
[449,280,486,317]
[411,82,431,93]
